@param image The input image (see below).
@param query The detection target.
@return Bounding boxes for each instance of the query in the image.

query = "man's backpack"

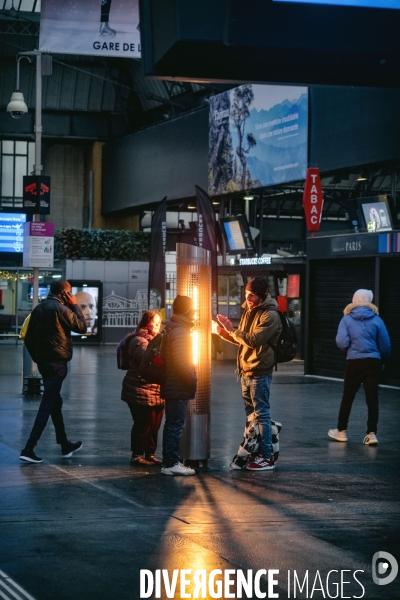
[268,308,298,366]
[116,333,135,370]
[138,330,167,385]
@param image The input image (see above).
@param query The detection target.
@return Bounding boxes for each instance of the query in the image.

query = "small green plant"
[55,229,150,261]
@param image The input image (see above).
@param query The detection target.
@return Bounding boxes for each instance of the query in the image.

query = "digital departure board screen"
[28,286,50,302]
[0,213,26,253]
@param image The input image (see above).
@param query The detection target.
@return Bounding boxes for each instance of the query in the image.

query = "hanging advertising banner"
[23,176,51,215]
[39,0,141,58]
[303,168,324,231]
[208,84,308,196]
[23,222,54,268]
[148,197,167,316]
[195,186,218,317]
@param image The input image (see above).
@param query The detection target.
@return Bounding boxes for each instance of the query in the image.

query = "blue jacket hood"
[348,306,376,321]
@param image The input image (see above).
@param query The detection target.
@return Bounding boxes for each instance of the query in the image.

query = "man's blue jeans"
[162,399,189,467]
[27,362,68,449]
[241,374,273,459]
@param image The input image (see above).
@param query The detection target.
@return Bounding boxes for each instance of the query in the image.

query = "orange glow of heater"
[176,243,212,461]
[192,285,199,365]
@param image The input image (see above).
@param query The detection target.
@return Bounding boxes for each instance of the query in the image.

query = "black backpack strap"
[263,306,280,351]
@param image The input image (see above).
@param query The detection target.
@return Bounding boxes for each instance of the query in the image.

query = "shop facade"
[306,232,400,386]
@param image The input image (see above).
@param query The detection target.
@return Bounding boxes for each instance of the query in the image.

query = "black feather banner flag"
[195,186,218,317]
[148,197,167,317]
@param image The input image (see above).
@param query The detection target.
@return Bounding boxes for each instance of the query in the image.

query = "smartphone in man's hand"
[211,320,220,334]
[61,290,75,305]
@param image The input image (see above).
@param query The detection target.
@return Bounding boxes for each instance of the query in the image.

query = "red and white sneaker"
[246,453,275,471]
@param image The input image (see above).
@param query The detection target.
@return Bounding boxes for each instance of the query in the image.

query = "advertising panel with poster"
[360,197,393,233]
[39,0,140,58]
[208,84,308,196]
[69,281,102,341]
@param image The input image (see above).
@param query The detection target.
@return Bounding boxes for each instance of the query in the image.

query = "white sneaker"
[363,432,378,445]
[328,428,348,442]
[161,462,195,476]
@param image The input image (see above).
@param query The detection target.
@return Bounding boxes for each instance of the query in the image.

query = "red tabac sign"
[303,168,323,231]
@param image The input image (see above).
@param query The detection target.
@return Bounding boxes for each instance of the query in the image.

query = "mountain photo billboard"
[208,84,308,196]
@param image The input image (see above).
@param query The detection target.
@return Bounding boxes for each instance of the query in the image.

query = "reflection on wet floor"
[0,344,399,599]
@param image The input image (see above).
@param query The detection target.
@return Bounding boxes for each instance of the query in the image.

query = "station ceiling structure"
[1,2,400,223]
[0,6,223,139]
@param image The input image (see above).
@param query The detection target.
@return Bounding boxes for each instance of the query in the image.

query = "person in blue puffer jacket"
[328,289,391,446]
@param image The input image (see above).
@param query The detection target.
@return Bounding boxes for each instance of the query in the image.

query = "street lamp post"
[7,50,52,394]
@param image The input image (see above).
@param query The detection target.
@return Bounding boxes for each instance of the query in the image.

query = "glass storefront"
[217,274,242,321]
[0,268,63,340]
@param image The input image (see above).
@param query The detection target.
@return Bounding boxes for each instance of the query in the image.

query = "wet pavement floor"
[0,343,399,600]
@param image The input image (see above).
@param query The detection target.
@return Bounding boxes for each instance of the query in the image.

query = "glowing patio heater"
[177,243,212,465]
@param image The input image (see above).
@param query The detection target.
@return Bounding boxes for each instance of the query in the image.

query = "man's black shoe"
[20,448,43,463]
[62,441,82,458]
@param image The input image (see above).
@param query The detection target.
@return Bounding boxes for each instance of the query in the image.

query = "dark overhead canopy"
[140,0,400,88]
[195,165,400,222]
[0,9,225,139]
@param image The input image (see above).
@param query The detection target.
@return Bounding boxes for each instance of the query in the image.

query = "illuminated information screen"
[0,213,26,253]
[223,221,246,251]
[274,0,400,7]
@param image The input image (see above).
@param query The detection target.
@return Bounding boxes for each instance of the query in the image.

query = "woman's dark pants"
[337,358,381,434]
[129,404,164,457]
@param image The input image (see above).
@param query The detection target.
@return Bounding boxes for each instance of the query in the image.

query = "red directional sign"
[22,176,51,215]
[303,168,324,231]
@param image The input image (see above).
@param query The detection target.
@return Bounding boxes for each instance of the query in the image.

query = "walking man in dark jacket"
[217,277,282,471]
[20,279,87,463]
[160,295,197,476]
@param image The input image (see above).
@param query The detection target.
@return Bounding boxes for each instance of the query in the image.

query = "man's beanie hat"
[245,277,268,300]
[352,289,373,304]
[173,295,194,314]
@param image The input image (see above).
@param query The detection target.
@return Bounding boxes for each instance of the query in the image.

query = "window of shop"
[0,141,35,209]
[0,269,63,340]
[218,275,242,321]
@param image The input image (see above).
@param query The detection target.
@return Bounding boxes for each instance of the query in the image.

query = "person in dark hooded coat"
[121,310,164,466]
[160,295,197,476]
